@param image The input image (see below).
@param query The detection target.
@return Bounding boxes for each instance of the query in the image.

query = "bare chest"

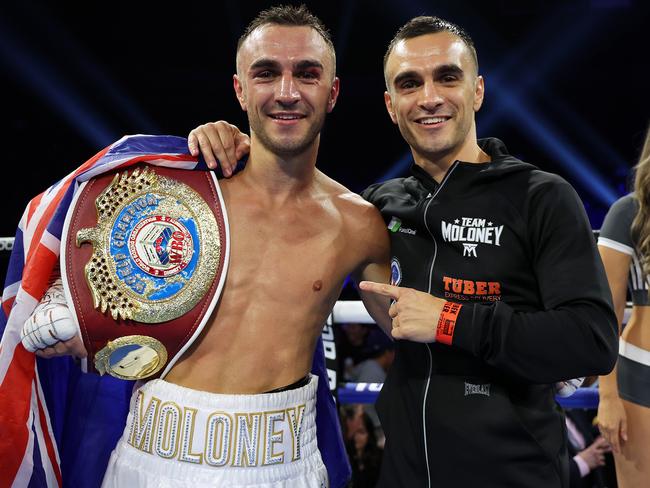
[224,201,352,306]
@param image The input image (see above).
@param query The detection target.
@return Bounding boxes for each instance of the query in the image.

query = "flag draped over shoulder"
[0,135,350,488]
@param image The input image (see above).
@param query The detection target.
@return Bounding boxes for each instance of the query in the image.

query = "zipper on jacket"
[420,161,459,488]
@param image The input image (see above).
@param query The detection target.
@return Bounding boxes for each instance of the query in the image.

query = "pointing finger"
[359,281,402,300]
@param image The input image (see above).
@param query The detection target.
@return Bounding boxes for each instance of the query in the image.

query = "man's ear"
[384,91,397,124]
[234,74,247,111]
[473,75,485,112]
[327,77,341,113]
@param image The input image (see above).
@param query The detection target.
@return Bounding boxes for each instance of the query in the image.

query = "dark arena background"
[0,2,648,486]
[0,0,647,283]
[0,0,650,286]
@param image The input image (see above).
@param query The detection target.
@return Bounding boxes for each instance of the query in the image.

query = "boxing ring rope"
[0,237,14,251]
[330,301,603,409]
[337,382,600,409]
[0,237,619,409]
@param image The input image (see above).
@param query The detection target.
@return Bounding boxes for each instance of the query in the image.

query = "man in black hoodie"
[358,16,618,487]
[188,14,618,488]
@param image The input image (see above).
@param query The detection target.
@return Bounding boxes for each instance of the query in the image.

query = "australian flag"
[0,135,350,487]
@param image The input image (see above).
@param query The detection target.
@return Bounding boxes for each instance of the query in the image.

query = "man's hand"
[187,121,251,176]
[21,277,87,359]
[577,435,611,470]
[359,281,445,342]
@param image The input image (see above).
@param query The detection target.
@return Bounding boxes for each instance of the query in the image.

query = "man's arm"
[363,179,618,383]
[356,263,392,336]
[448,179,618,382]
[350,203,392,336]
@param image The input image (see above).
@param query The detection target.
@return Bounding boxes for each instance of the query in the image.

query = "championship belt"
[61,165,229,380]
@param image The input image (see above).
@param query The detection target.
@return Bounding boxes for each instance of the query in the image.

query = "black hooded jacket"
[362,138,617,488]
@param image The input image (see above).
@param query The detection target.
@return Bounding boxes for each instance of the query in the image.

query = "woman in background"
[597,125,650,487]
[344,409,383,488]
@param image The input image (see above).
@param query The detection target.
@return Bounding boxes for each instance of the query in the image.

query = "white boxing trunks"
[102,375,327,488]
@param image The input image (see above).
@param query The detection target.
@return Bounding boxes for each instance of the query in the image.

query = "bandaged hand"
[21,278,87,358]
[359,281,446,342]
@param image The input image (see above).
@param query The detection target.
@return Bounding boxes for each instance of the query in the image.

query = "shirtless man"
[24,6,389,487]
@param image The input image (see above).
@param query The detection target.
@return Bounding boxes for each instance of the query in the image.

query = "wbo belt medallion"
[62,165,229,381]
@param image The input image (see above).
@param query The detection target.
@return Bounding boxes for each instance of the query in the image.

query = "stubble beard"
[249,111,326,158]
[400,116,468,162]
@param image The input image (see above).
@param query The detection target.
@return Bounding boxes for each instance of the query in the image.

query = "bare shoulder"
[314,171,388,252]
[315,171,383,224]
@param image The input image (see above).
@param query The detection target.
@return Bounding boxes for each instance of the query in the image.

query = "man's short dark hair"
[237,4,335,62]
[383,16,478,80]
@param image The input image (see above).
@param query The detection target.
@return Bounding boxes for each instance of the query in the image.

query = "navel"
[312,280,323,292]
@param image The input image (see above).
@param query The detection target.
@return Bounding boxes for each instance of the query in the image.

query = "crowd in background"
[334,323,392,487]
[334,321,620,488]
